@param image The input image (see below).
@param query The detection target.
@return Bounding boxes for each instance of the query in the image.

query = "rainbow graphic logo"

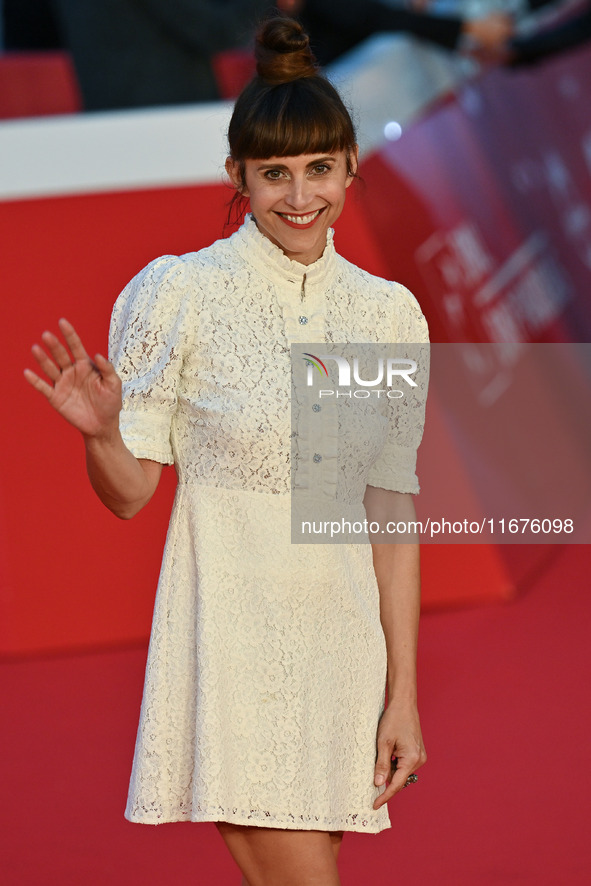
[302,353,329,377]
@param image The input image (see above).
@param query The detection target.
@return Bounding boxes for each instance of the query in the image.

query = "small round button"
[313,453,322,463]
[299,316,309,325]
[312,404,321,413]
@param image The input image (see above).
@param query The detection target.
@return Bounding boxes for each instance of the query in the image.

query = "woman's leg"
[216,822,343,886]
[238,830,345,885]
[238,831,344,885]
[329,830,345,862]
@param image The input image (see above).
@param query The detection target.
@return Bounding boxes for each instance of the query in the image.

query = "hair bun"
[255,16,318,85]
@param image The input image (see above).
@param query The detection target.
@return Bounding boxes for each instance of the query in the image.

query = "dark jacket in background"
[510,6,591,65]
[51,0,271,110]
[298,0,464,67]
[3,0,62,49]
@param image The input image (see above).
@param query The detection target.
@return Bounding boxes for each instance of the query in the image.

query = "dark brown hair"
[226,15,358,223]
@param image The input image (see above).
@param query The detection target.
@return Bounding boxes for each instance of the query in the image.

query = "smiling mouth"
[276,208,325,226]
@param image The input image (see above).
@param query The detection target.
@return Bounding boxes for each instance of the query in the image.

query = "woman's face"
[226,149,357,265]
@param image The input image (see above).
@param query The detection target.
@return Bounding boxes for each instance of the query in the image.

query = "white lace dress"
[110,215,428,834]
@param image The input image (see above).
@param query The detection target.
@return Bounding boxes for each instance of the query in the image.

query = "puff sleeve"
[366,284,430,494]
[109,255,196,464]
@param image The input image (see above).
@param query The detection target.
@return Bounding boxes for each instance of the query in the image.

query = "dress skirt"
[124,483,391,833]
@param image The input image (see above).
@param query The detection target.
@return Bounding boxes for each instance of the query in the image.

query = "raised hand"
[24,318,122,439]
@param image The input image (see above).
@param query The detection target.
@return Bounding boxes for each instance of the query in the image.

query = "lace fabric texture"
[110,215,429,833]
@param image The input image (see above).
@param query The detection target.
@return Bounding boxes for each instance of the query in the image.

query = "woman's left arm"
[364,486,427,810]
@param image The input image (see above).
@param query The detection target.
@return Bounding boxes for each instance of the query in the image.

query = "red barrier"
[2,186,226,657]
[3,47,591,656]
[2,184,517,657]
[212,49,256,100]
[357,47,591,601]
[0,52,81,119]
[361,48,591,343]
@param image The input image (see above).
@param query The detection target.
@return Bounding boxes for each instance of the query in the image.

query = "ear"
[225,156,249,196]
[345,144,359,187]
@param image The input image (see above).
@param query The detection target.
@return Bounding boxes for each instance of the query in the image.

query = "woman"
[24,16,428,886]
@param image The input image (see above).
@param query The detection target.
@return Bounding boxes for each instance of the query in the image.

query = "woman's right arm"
[84,434,163,520]
[24,318,162,519]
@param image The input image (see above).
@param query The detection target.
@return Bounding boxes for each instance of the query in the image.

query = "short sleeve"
[366,284,430,494]
[109,255,196,464]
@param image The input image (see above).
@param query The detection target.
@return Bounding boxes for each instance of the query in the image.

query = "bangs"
[229,78,355,161]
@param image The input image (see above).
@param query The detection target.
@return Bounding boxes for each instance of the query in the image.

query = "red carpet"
[2,544,589,885]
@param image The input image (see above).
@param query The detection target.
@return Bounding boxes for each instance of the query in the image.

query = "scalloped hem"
[124,806,391,834]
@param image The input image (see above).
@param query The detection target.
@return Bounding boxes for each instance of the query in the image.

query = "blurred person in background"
[508,0,591,64]
[283,0,516,63]
[49,0,278,110]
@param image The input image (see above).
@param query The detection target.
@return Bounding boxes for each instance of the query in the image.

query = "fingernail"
[375,775,385,786]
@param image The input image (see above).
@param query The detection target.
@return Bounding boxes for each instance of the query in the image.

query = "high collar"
[231,213,338,288]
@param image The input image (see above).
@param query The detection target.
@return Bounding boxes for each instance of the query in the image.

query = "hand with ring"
[393,761,418,789]
[372,700,427,810]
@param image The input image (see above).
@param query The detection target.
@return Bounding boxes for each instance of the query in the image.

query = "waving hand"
[24,318,122,439]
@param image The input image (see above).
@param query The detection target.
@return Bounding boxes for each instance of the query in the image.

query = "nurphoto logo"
[302,353,418,399]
